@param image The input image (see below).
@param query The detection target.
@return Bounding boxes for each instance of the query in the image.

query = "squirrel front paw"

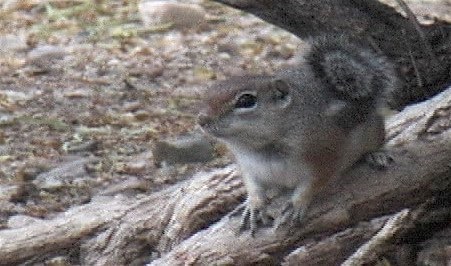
[274,202,307,230]
[230,198,271,236]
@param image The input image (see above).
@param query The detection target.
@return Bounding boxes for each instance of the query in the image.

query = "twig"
[395,0,437,62]
[403,29,424,88]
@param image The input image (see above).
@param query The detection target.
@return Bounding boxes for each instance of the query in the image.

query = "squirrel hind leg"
[273,181,316,229]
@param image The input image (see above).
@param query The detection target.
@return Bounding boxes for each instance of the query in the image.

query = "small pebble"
[138,1,206,29]
[0,185,20,201]
[27,45,67,69]
[0,34,28,53]
[153,132,215,166]
[7,214,44,229]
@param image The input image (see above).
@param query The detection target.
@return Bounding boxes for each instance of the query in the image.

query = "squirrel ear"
[271,78,292,107]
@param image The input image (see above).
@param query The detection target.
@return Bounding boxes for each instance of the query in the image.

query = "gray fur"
[198,36,398,235]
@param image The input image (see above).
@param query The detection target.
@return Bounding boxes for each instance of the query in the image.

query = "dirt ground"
[0,0,304,227]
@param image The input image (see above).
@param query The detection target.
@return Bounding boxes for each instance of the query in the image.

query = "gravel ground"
[0,0,303,226]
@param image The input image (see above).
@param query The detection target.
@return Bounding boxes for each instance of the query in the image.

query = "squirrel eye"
[235,93,257,109]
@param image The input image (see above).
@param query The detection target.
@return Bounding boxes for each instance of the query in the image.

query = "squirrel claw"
[274,203,306,230]
[235,201,271,237]
[238,205,255,236]
[228,201,247,218]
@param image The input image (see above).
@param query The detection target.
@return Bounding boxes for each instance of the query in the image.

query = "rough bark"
[212,0,451,110]
[0,166,244,265]
[0,86,450,265]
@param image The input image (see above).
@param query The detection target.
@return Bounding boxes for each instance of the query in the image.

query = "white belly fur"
[235,151,312,189]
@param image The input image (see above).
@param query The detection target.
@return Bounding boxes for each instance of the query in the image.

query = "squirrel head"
[198,76,292,146]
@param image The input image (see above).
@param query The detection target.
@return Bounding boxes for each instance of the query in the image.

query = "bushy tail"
[306,35,399,105]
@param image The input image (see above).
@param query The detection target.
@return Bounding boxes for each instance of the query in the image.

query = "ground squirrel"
[198,36,398,235]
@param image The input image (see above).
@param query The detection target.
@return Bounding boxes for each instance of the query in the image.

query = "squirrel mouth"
[198,116,227,137]
[199,121,222,137]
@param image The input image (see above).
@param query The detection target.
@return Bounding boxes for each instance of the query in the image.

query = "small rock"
[272,43,297,59]
[99,177,151,196]
[153,132,215,166]
[0,185,20,201]
[138,1,206,29]
[7,214,44,228]
[134,110,151,121]
[27,45,67,69]
[1,89,34,102]
[1,0,34,11]
[172,85,206,99]
[0,34,28,53]
[217,42,239,56]
[64,140,99,153]
[128,65,164,78]
[0,201,18,227]
[0,145,10,156]
[64,89,91,98]
[33,157,97,190]
[123,101,143,112]
[117,160,147,175]
[44,256,71,266]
